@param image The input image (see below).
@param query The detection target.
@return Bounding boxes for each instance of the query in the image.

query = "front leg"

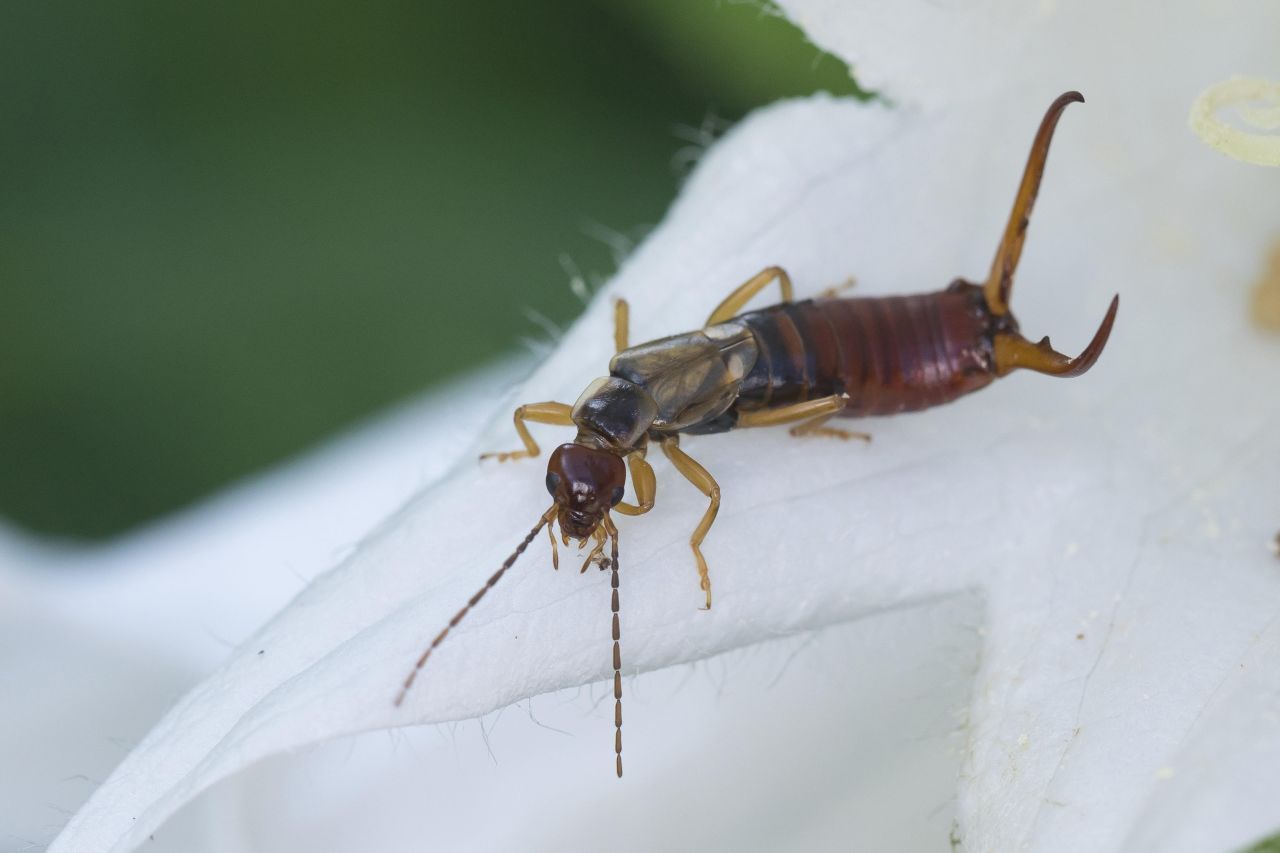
[479,401,574,462]
[612,452,656,516]
[660,438,720,610]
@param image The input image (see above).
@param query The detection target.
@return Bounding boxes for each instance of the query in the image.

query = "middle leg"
[660,438,720,610]
[614,298,630,354]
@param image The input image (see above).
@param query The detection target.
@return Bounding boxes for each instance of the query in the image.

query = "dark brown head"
[546,443,626,540]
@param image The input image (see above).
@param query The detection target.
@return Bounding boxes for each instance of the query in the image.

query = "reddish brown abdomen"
[734,286,997,417]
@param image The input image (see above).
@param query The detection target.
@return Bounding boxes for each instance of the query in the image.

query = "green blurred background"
[0,0,860,540]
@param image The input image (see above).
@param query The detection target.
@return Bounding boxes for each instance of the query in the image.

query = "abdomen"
[733,284,998,417]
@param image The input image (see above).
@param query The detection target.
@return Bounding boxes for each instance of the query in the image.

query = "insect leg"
[547,523,560,570]
[788,411,871,442]
[816,275,858,299]
[580,525,608,573]
[479,402,574,462]
[736,395,869,441]
[614,298,630,353]
[660,438,720,610]
[613,452,657,516]
[705,265,794,325]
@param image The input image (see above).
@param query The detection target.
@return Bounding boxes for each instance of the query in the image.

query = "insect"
[395,91,1119,778]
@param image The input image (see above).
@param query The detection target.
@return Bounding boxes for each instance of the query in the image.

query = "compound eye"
[545,472,562,495]
[610,485,625,507]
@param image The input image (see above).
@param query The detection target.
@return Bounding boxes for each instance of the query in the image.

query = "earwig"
[395,92,1119,777]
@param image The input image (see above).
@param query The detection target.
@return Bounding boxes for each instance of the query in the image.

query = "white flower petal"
[6,364,516,850]
[53,2,1280,851]
[170,594,981,853]
[775,0,1280,849]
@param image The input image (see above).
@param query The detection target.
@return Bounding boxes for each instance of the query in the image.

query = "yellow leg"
[788,411,871,442]
[547,523,560,570]
[614,298,630,354]
[579,525,608,573]
[817,275,858,299]
[660,439,719,610]
[706,265,793,326]
[735,395,845,429]
[479,401,574,462]
[737,396,870,441]
[613,452,657,517]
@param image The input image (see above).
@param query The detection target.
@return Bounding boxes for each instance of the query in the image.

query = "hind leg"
[736,395,871,442]
[817,276,858,299]
[788,411,871,442]
[706,266,794,325]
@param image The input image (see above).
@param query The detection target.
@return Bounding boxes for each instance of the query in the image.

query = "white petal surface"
[52,2,1280,851]
[774,0,1280,849]
[160,593,982,853]
[5,363,518,851]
